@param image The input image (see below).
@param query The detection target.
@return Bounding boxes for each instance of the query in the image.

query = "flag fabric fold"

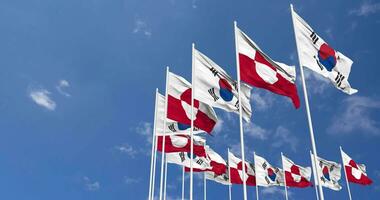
[341,149,373,185]
[255,154,284,187]
[311,153,342,191]
[291,9,357,95]
[167,72,218,133]
[157,135,206,157]
[282,155,312,188]
[193,48,252,122]
[228,151,256,186]
[235,27,300,108]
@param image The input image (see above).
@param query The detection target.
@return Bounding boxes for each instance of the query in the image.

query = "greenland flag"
[167,72,218,134]
[341,148,373,185]
[193,48,252,122]
[155,92,204,136]
[157,135,206,157]
[235,27,300,108]
[282,155,312,188]
[291,8,357,95]
[228,151,256,186]
[255,154,284,187]
[311,153,342,191]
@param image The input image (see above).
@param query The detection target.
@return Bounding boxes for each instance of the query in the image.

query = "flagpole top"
[166,66,169,71]
[234,21,237,26]
[290,4,293,9]
[156,88,158,93]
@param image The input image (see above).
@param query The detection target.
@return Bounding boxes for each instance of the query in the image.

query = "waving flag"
[228,151,256,186]
[341,148,373,185]
[291,9,357,95]
[157,135,206,157]
[235,27,300,108]
[311,153,342,191]
[193,48,252,122]
[185,146,227,174]
[167,72,218,133]
[155,92,204,136]
[255,154,284,187]
[282,155,312,188]
[166,151,210,171]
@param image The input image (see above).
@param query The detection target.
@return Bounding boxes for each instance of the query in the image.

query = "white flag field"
[193,48,252,122]
[292,9,357,95]
[255,154,284,187]
[311,153,342,191]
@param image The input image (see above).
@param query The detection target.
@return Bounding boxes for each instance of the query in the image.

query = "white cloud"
[324,28,334,40]
[56,79,71,97]
[302,69,330,95]
[115,143,138,158]
[244,122,269,140]
[350,1,380,16]
[133,19,152,37]
[124,177,141,184]
[272,126,298,152]
[328,96,380,135]
[136,122,153,144]
[261,187,292,198]
[83,176,100,191]
[29,88,56,111]
[251,91,275,111]
[213,119,224,134]
[191,0,198,9]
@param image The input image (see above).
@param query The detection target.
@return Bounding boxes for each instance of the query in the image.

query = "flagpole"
[290,4,324,200]
[254,152,259,200]
[190,43,195,200]
[228,148,232,200]
[234,20,248,200]
[148,89,159,200]
[151,125,159,200]
[163,157,168,200]
[204,172,207,200]
[310,151,320,200]
[182,166,185,200]
[159,67,170,200]
[281,153,289,200]
[340,146,353,200]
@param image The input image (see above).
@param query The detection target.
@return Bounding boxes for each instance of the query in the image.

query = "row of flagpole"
[147,4,366,200]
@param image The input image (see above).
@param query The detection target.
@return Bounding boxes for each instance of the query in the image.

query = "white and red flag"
[185,146,227,174]
[235,27,300,108]
[166,151,210,171]
[341,149,373,185]
[282,155,312,188]
[291,9,357,95]
[193,48,252,121]
[157,135,206,157]
[228,151,256,186]
[167,72,218,134]
[155,92,204,136]
[255,153,284,187]
[311,153,342,191]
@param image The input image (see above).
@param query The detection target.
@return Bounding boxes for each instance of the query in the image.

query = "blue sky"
[0,0,379,199]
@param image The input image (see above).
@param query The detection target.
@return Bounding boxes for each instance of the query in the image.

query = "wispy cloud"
[328,96,380,135]
[244,122,269,140]
[56,79,71,97]
[302,68,330,95]
[124,176,141,184]
[83,176,100,191]
[251,91,275,111]
[272,126,299,152]
[136,122,153,144]
[29,88,56,111]
[213,119,224,134]
[133,19,152,37]
[349,1,380,16]
[261,187,292,198]
[114,143,138,158]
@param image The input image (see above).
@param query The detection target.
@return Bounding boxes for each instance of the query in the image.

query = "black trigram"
[262,162,267,169]
[179,152,186,162]
[209,67,219,76]
[234,100,240,110]
[310,32,319,44]
[168,124,177,132]
[208,88,219,101]
[335,72,345,88]
[232,82,238,91]
[196,159,204,165]
[265,177,271,184]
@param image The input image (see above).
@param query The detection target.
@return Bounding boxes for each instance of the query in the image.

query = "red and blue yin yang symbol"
[218,78,234,102]
[322,166,331,181]
[267,168,277,182]
[317,43,337,71]
[177,122,190,131]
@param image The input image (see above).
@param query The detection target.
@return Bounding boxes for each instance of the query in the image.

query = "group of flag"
[148,5,371,200]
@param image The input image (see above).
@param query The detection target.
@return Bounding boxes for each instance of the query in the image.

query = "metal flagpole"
[182,166,185,200]
[234,20,248,200]
[228,148,232,200]
[290,4,324,200]
[163,157,168,200]
[310,151,320,200]
[159,67,170,200]
[151,123,159,200]
[190,43,195,200]
[204,172,207,200]
[149,89,159,200]
[340,146,353,200]
[253,152,259,200]
[281,153,289,200]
